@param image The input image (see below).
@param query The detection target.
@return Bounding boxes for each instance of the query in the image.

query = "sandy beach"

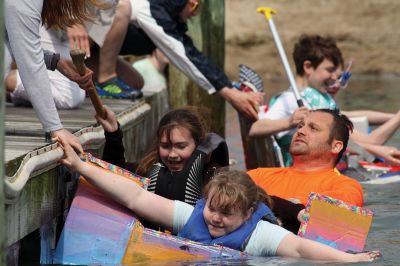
[225,0,400,80]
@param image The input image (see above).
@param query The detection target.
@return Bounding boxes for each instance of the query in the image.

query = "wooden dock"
[5,91,168,250]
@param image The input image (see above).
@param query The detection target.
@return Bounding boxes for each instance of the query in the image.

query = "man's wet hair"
[313,109,354,164]
[293,34,344,76]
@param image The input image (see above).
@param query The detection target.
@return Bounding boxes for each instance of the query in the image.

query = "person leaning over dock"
[66,2,145,100]
[75,0,263,120]
[57,137,381,262]
[250,34,400,166]
[4,0,101,152]
[5,26,86,109]
[248,109,363,233]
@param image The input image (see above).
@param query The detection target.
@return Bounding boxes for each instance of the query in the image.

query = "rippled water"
[39,78,399,266]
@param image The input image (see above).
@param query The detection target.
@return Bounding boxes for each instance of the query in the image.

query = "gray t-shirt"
[5,0,62,132]
[172,200,291,257]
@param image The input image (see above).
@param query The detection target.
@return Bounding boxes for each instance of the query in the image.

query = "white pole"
[257,7,304,107]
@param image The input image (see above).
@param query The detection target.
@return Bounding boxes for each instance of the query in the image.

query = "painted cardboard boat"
[53,155,245,265]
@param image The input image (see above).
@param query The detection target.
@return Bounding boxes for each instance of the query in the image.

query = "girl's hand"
[95,105,119,133]
[353,250,381,262]
[57,136,84,172]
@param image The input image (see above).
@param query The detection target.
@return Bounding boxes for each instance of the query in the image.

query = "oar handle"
[70,49,107,119]
[257,6,304,108]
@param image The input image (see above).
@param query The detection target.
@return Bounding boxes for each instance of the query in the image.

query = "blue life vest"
[178,198,276,250]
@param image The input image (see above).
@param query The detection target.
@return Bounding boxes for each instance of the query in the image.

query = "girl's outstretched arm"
[276,234,381,262]
[57,137,175,230]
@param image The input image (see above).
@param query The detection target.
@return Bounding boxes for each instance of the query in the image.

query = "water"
[33,78,399,266]
[224,77,400,265]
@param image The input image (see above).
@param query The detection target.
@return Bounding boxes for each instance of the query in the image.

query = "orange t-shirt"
[248,167,364,207]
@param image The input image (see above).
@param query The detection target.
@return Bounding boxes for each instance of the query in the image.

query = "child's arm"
[58,137,175,230]
[342,110,394,125]
[359,142,400,165]
[96,105,119,133]
[249,107,309,137]
[249,118,292,137]
[276,234,380,262]
[96,106,127,167]
[349,109,400,145]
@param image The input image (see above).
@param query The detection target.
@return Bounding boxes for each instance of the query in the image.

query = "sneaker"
[96,77,143,100]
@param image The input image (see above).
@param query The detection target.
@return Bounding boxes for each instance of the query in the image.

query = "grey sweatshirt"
[5,0,62,132]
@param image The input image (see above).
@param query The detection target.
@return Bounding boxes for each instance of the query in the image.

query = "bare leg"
[116,57,144,89]
[5,69,17,93]
[98,0,131,84]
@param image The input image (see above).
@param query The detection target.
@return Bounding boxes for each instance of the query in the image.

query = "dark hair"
[313,109,354,164]
[203,169,273,216]
[137,106,209,175]
[293,34,344,76]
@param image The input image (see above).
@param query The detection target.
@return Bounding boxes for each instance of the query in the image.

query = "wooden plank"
[5,136,47,162]
[5,98,140,162]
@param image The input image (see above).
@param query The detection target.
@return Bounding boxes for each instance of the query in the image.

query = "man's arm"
[133,5,262,120]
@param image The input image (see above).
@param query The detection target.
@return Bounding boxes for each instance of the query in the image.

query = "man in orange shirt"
[248,109,363,231]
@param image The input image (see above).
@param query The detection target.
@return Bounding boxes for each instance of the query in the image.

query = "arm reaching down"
[67,23,91,58]
[219,87,264,121]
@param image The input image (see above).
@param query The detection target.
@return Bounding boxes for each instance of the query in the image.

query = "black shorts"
[119,23,156,56]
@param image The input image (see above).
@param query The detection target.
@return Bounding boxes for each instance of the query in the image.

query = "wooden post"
[0,0,6,263]
[169,0,226,136]
[238,115,280,170]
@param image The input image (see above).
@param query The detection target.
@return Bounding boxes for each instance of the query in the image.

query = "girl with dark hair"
[98,106,229,205]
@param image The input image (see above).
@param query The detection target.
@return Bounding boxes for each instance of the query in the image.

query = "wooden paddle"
[70,49,107,119]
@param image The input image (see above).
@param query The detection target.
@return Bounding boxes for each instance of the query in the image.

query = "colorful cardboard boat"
[53,154,245,265]
[298,192,374,252]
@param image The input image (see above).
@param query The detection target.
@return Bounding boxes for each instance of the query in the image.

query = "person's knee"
[5,69,17,92]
